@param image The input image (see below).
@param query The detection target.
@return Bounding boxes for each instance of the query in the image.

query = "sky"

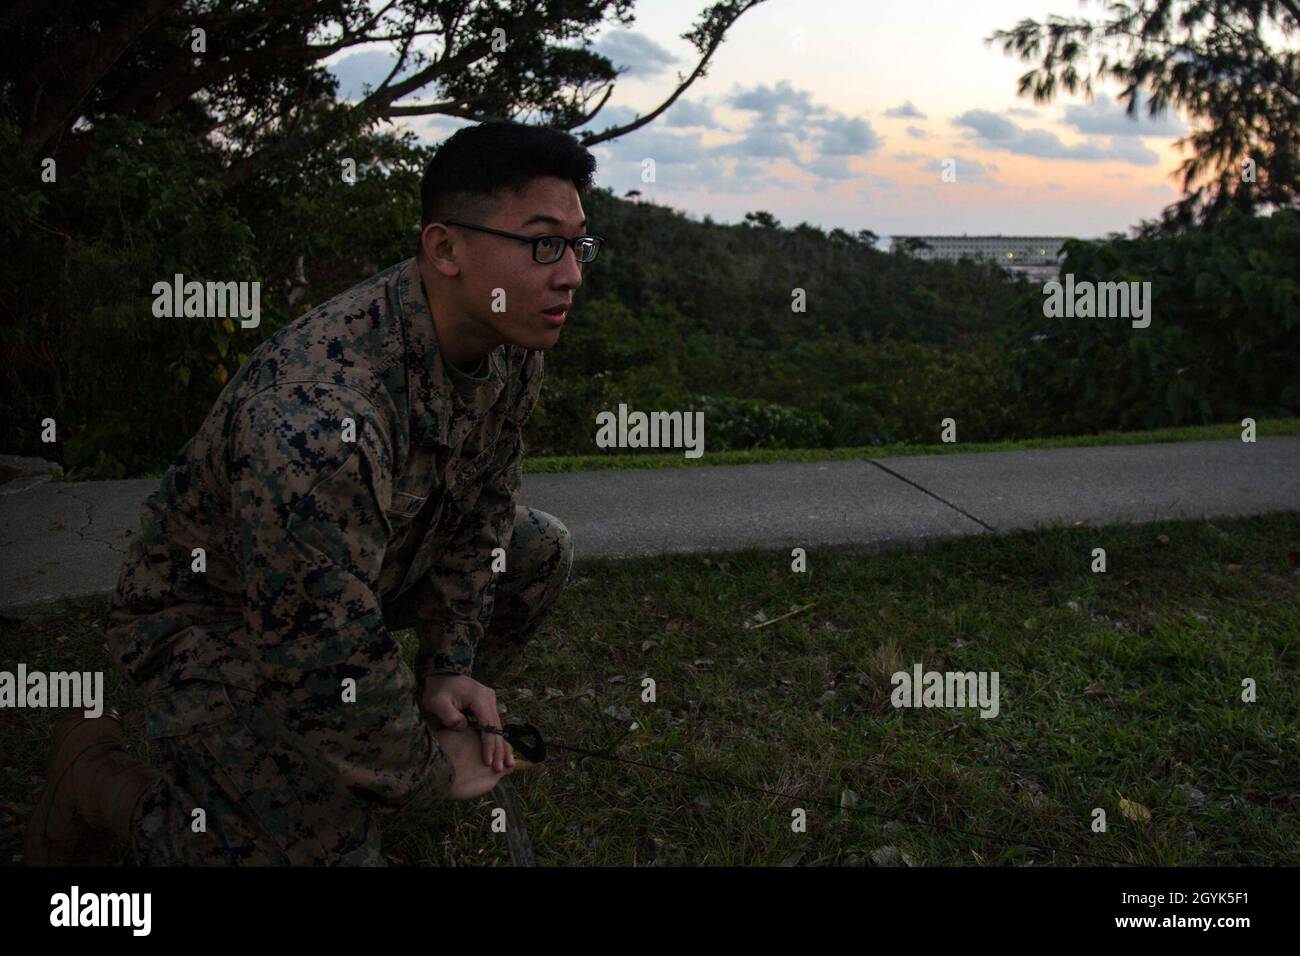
[327,0,1198,241]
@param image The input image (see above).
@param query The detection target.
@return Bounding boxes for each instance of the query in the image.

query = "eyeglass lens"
[535,236,600,263]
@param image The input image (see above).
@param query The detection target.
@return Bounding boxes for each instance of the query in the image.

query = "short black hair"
[417,121,598,258]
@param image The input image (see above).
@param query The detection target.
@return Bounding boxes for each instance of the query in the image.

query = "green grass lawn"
[521,417,1300,475]
[2,512,1297,866]
[72,417,1300,482]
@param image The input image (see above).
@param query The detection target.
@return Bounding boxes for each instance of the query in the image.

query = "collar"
[394,257,509,448]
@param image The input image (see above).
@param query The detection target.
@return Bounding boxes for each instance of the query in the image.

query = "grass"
[63,417,1300,482]
[2,511,1297,866]
[522,418,1300,475]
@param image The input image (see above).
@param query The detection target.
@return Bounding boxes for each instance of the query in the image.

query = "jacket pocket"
[446,438,508,503]
[143,679,240,741]
[388,491,426,519]
[385,445,441,550]
[383,490,426,554]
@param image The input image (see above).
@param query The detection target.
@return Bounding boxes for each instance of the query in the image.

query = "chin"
[532,327,563,350]
[495,323,560,351]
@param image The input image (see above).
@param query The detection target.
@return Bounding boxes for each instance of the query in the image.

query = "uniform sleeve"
[412,421,523,681]
[229,382,454,813]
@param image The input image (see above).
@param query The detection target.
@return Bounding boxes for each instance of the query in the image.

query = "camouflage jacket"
[108,257,544,702]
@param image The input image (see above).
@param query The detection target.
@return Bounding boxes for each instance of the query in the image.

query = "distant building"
[889,234,1074,280]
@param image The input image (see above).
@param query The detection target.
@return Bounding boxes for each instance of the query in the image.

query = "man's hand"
[434,726,515,801]
[420,674,515,772]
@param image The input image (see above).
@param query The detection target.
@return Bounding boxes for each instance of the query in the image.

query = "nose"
[551,243,584,290]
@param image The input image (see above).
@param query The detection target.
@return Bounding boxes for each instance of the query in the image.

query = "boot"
[25,708,163,866]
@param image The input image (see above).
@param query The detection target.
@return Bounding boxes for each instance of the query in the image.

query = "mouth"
[541,306,568,326]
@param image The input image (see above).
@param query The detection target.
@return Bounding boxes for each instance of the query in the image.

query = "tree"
[0,1,769,476]
[742,210,781,229]
[989,0,1300,233]
[897,237,933,255]
[792,221,828,241]
[3,0,767,183]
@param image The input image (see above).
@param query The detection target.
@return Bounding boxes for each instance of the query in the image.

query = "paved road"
[2,438,1296,620]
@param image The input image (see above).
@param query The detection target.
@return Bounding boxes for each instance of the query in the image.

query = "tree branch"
[577,0,765,146]
[21,0,186,158]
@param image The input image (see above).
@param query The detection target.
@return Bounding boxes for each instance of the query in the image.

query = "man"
[26,121,600,866]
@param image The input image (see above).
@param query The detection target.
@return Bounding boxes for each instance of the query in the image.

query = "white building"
[890,234,1073,280]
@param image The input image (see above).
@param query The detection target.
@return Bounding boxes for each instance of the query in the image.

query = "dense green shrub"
[682,394,831,450]
[526,317,1023,456]
[1008,209,1300,434]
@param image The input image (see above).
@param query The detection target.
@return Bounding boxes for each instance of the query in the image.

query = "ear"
[421,223,462,277]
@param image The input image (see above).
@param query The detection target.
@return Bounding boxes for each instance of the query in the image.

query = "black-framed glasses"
[439,219,604,264]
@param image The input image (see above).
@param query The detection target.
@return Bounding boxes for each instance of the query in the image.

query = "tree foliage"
[989,0,1300,232]
[2,0,765,180]
[0,0,765,474]
[1009,208,1300,432]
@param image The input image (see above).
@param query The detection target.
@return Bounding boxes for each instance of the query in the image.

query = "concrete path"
[2,438,1297,620]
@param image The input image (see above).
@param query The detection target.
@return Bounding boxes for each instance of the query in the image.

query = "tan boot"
[25,708,163,866]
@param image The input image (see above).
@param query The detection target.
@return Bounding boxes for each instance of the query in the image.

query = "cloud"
[728,81,837,128]
[951,109,1159,165]
[665,98,716,128]
[915,155,1003,187]
[1062,93,1186,137]
[578,80,884,196]
[583,123,770,195]
[918,154,1002,187]
[807,155,856,185]
[906,125,928,140]
[1005,107,1038,119]
[729,120,803,160]
[955,110,1019,141]
[1045,182,1065,191]
[729,82,805,118]
[1103,137,1164,165]
[816,115,883,156]
[723,81,882,171]
[885,101,927,120]
[328,51,416,102]
[590,30,678,78]
[589,123,713,166]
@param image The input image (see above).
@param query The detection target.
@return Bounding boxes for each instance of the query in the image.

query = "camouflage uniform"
[105,258,573,865]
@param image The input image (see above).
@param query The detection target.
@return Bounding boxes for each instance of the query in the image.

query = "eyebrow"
[521,214,588,230]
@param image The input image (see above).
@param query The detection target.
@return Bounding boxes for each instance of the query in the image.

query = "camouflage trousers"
[128,505,573,866]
